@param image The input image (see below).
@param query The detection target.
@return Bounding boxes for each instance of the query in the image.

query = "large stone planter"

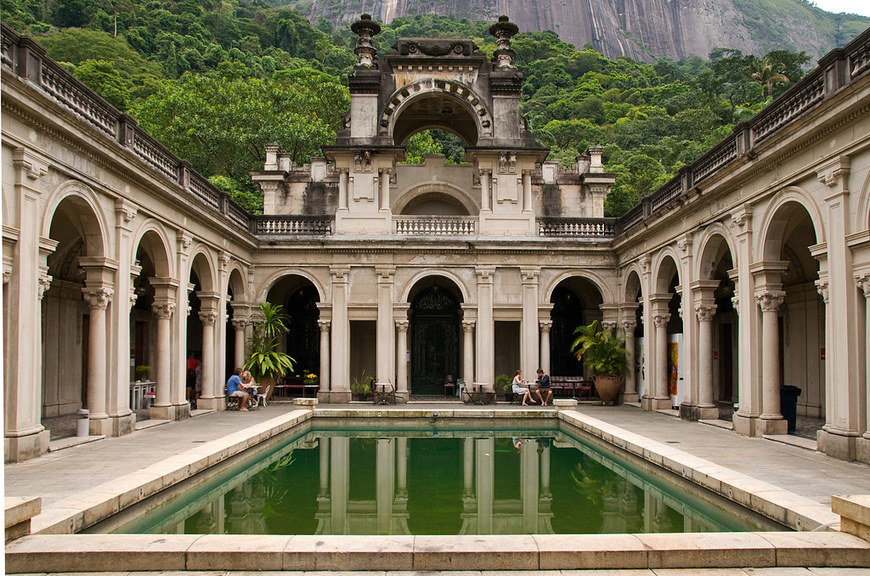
[595,375,621,405]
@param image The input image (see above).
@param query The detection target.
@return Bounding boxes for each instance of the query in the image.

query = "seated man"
[535,368,552,406]
[226,368,252,411]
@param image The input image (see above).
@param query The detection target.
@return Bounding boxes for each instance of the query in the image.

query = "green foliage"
[571,321,628,378]
[402,131,443,164]
[495,374,512,392]
[244,302,296,381]
[351,371,374,397]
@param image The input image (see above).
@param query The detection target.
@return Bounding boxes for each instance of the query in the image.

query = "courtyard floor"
[5,401,870,575]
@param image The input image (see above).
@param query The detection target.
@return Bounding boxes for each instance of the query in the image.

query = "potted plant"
[350,372,373,401]
[244,302,296,400]
[495,374,512,402]
[570,320,627,404]
[135,365,151,382]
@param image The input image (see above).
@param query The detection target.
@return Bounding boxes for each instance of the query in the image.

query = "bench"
[549,376,593,399]
[273,376,319,398]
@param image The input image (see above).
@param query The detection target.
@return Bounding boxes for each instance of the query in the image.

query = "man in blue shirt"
[535,368,552,406]
[226,368,252,411]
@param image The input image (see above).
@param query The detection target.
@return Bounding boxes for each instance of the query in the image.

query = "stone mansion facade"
[3,17,870,464]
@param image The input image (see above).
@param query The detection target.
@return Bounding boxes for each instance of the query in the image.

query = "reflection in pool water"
[99,427,783,536]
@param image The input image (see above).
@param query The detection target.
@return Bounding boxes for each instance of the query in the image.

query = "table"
[130,381,155,409]
[373,382,396,405]
[463,385,495,405]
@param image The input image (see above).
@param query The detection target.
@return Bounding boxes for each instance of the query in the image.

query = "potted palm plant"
[570,320,627,405]
[244,302,296,399]
[495,374,513,402]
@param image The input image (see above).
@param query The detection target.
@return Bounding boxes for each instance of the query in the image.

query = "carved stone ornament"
[84,287,113,310]
[152,302,175,319]
[37,275,53,300]
[695,303,717,322]
[653,314,671,328]
[621,319,637,333]
[539,320,552,333]
[395,38,476,57]
[756,291,785,312]
[318,319,332,332]
[815,279,830,304]
[199,311,218,326]
[396,319,410,332]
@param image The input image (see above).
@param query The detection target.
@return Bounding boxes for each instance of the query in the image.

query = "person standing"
[535,368,552,406]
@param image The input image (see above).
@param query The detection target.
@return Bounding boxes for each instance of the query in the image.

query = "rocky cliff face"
[290,0,868,61]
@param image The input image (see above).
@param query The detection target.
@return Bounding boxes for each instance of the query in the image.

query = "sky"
[812,0,870,16]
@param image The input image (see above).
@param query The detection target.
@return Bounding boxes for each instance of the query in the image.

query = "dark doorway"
[718,323,733,402]
[284,285,320,376]
[550,286,584,376]
[410,285,460,395]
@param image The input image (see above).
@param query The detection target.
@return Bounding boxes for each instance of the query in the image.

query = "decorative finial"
[489,15,518,69]
[351,14,382,68]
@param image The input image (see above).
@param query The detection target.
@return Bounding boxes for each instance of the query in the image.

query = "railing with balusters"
[394,216,477,236]
[537,218,617,238]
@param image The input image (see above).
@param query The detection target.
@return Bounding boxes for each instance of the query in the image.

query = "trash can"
[76,408,89,437]
[780,385,802,433]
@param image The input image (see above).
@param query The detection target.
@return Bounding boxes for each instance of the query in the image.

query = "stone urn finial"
[351,13,382,68]
[489,15,519,69]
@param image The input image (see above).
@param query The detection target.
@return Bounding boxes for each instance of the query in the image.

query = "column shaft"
[758,293,784,421]
[539,321,551,374]
[462,320,475,386]
[396,321,409,396]
[85,290,111,422]
[654,314,670,402]
[319,320,331,394]
[697,306,716,409]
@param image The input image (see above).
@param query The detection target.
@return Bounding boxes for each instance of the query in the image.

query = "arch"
[653,249,682,294]
[257,268,327,304]
[380,79,493,145]
[543,270,612,305]
[622,265,644,304]
[695,224,737,281]
[227,265,248,302]
[757,187,826,262]
[400,269,470,303]
[189,247,217,293]
[393,182,479,216]
[42,180,110,259]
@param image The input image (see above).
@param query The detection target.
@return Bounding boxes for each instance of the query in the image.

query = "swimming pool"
[92,418,783,536]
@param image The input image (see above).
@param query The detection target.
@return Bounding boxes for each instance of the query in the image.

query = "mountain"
[284,0,869,61]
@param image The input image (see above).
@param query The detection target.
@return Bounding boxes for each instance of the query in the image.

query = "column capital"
[83,286,114,310]
[756,291,785,312]
[462,320,476,332]
[730,204,753,231]
[815,155,850,188]
[331,266,350,283]
[857,274,870,298]
[376,265,396,283]
[538,320,552,333]
[12,147,49,180]
[475,266,495,283]
[176,230,193,254]
[815,278,830,303]
[652,313,670,328]
[37,274,52,300]
[695,302,717,321]
[152,301,176,319]
[231,318,248,330]
[114,199,139,225]
[621,319,637,332]
[198,310,218,326]
[520,267,540,283]
[318,319,331,332]
[396,319,409,332]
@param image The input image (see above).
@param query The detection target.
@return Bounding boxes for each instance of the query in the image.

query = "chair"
[373,381,396,405]
[444,374,456,398]
[255,384,271,407]
[226,387,240,410]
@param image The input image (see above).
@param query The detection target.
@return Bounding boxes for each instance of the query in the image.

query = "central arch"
[408,276,463,396]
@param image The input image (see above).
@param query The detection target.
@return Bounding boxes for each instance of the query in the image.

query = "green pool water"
[97,424,784,536]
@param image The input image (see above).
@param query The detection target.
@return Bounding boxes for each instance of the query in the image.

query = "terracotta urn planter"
[594,375,621,405]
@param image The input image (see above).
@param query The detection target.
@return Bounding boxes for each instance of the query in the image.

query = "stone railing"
[616,24,870,236]
[538,217,617,238]
[395,216,477,236]
[251,215,333,235]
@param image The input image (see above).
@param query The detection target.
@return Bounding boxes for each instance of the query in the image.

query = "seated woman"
[511,369,536,406]
[226,368,252,411]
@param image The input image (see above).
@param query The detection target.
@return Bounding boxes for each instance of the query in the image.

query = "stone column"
[539,320,552,374]
[860,277,870,454]
[476,437,495,533]
[330,267,351,402]
[653,311,671,409]
[522,170,533,213]
[338,169,349,211]
[376,267,395,384]
[462,320,475,387]
[151,299,175,420]
[379,168,391,212]
[318,319,331,397]
[395,319,409,399]
[376,438,395,534]
[110,199,138,435]
[479,169,491,212]
[757,290,787,435]
[521,268,540,376]
[695,302,719,419]
[231,318,247,370]
[621,318,638,403]
[476,267,495,387]
[83,286,113,434]
[198,307,218,407]
[6,149,52,462]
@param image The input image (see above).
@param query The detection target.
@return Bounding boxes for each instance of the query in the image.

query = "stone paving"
[7,401,870,511]
[9,569,870,575]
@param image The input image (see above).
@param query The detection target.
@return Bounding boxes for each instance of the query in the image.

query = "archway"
[653,254,683,409]
[266,275,321,382]
[408,277,463,396]
[43,195,105,429]
[549,277,604,378]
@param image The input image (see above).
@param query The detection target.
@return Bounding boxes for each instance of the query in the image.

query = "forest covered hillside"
[283,0,870,62]
[2,1,864,215]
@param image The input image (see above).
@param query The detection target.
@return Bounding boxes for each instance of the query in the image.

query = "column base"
[696,404,720,420]
[818,428,859,461]
[197,396,222,411]
[173,403,190,420]
[108,412,136,437]
[89,415,116,437]
[621,392,639,404]
[857,436,870,464]
[4,429,50,463]
[759,416,788,436]
[732,412,759,436]
[319,390,351,404]
[149,404,173,420]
